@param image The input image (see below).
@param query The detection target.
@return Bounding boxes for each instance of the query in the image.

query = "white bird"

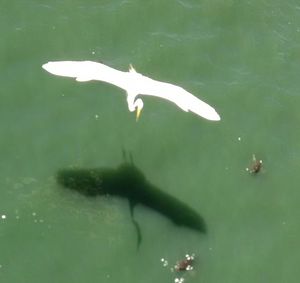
[42,60,220,121]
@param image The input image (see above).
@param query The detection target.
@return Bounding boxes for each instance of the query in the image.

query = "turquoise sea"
[1,1,299,282]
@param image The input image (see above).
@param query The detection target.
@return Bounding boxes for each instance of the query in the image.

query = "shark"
[56,157,206,246]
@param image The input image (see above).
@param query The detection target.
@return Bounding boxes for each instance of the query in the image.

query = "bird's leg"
[129,64,137,73]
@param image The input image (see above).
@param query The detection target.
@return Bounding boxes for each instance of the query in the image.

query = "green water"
[1,1,299,282]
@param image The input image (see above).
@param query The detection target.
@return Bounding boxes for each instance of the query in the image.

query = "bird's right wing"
[42,61,103,82]
[42,61,128,89]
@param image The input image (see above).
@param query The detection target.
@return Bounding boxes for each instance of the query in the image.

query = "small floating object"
[246,154,263,174]
[174,254,195,272]
[161,258,169,267]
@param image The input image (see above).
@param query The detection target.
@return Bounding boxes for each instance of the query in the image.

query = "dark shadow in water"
[56,155,206,247]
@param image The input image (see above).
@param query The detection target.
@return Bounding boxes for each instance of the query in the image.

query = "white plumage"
[42,60,221,121]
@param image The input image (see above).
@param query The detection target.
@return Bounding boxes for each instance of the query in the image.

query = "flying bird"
[42,60,221,121]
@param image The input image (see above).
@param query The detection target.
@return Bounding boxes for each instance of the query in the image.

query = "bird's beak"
[136,107,142,121]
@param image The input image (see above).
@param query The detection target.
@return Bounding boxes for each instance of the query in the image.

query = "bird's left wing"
[135,75,221,121]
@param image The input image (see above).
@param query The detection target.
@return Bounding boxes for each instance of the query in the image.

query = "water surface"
[1,1,299,282]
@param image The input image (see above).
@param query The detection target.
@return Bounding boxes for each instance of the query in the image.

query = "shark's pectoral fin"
[129,199,142,249]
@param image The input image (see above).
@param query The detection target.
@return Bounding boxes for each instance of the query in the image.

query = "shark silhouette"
[56,157,206,246]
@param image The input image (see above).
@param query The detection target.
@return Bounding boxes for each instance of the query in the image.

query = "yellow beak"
[136,107,142,121]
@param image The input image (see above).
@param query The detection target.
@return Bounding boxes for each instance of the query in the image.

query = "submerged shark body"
[57,161,206,244]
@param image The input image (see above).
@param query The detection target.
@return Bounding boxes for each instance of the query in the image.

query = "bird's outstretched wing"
[42,60,221,121]
[132,74,221,121]
[42,61,128,88]
[42,61,100,81]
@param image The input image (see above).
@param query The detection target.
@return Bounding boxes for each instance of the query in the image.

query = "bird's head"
[127,92,144,121]
[135,98,144,121]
